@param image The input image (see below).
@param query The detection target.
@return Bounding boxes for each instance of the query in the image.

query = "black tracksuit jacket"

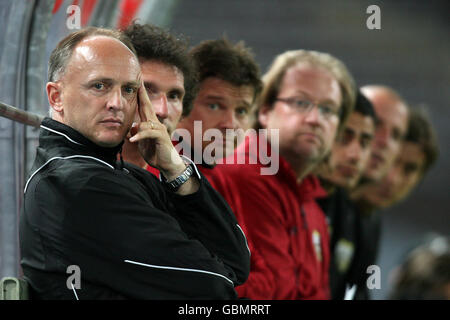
[20,118,250,299]
[318,187,381,300]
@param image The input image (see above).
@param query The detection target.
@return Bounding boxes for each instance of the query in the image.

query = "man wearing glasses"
[210,50,356,299]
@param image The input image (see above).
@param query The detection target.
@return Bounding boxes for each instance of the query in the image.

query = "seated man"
[211,50,356,299]
[349,85,410,299]
[120,22,198,171]
[353,107,439,209]
[351,85,410,205]
[19,27,250,300]
[176,37,263,173]
[316,90,377,299]
[173,38,274,299]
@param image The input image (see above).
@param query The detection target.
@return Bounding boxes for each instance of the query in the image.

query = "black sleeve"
[164,169,251,286]
[38,166,248,299]
[351,212,382,300]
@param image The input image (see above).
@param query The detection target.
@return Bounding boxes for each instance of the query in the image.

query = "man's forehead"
[78,35,136,55]
[281,63,341,101]
[200,78,254,103]
[70,36,139,67]
[64,37,140,82]
[374,99,408,128]
[140,59,183,76]
[346,112,375,133]
[140,60,185,89]
[371,90,406,115]
[284,63,336,82]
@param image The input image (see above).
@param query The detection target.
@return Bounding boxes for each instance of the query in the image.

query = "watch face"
[166,164,194,191]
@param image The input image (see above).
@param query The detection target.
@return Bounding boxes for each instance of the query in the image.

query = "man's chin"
[363,166,385,183]
[331,177,354,191]
[299,147,325,164]
[93,133,124,148]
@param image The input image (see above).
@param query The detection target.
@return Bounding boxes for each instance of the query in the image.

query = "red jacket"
[201,165,275,299]
[209,134,330,299]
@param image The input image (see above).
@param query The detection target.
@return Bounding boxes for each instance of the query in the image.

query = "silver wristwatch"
[162,164,195,191]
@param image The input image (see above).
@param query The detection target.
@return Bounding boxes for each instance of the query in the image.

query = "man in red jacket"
[210,50,356,299]
[176,37,263,172]
[174,38,271,298]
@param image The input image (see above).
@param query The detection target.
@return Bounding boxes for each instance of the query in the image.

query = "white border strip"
[124,259,234,286]
[71,283,79,300]
[236,224,251,257]
[41,125,83,146]
[24,155,114,193]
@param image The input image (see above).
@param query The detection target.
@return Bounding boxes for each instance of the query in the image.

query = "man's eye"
[294,100,310,109]
[338,130,353,145]
[360,137,371,149]
[320,105,339,116]
[144,85,156,96]
[404,164,419,175]
[208,103,220,110]
[93,83,104,90]
[392,129,402,141]
[320,106,333,114]
[339,134,351,145]
[123,86,136,95]
[168,92,181,100]
[236,108,249,116]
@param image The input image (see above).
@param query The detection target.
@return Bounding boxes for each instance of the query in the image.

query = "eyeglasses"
[275,97,341,120]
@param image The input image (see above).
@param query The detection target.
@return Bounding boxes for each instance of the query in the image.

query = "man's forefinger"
[138,79,158,123]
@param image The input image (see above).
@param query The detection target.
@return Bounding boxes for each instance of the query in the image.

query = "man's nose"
[303,104,321,126]
[220,109,238,129]
[385,165,402,190]
[106,87,124,110]
[152,94,169,120]
[374,126,389,149]
[346,139,362,163]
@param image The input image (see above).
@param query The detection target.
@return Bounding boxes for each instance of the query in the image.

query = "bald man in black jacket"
[20,27,249,300]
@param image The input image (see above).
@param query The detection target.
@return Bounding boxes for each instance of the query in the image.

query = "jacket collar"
[39,117,124,168]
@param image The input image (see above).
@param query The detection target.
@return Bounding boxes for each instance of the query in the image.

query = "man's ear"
[46,82,63,114]
[258,103,272,128]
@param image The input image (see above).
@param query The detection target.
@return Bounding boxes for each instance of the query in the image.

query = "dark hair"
[354,90,377,122]
[404,107,439,174]
[48,27,136,82]
[190,37,263,104]
[124,22,198,117]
